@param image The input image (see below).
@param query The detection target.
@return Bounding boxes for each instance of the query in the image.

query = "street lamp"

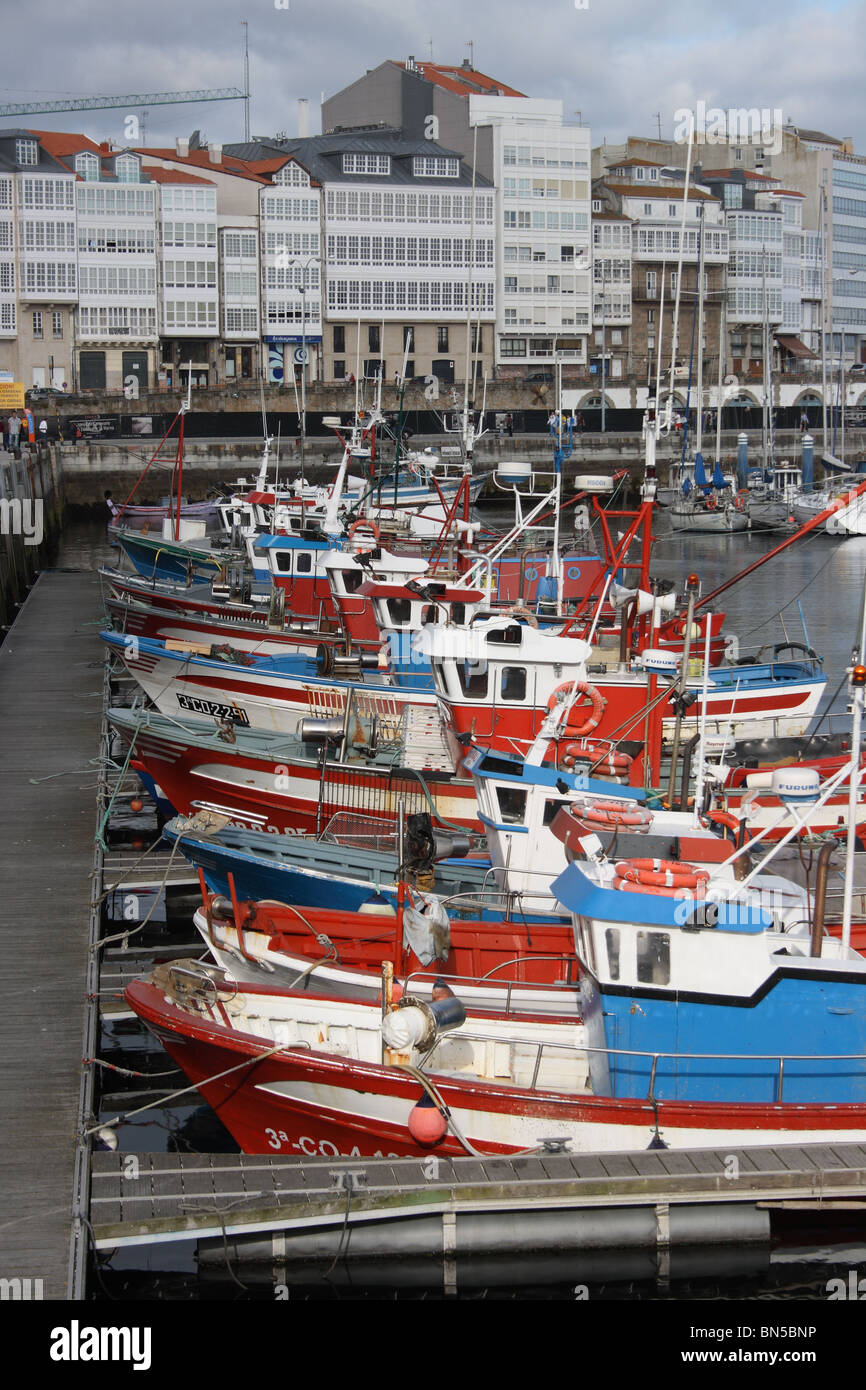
[288,254,321,467]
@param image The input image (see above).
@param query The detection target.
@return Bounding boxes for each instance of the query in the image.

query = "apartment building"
[258,158,321,386]
[323,63,592,374]
[466,96,592,374]
[241,129,497,386]
[596,128,864,367]
[596,161,728,390]
[0,130,80,390]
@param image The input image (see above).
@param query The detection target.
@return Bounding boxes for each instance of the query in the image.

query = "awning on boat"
[775,334,818,359]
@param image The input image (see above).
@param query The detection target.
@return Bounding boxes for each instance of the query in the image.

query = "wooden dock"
[88,1142,866,1292]
[0,569,104,1299]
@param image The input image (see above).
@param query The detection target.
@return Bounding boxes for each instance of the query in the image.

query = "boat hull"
[127,978,866,1157]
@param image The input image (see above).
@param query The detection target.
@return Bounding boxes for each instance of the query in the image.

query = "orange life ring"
[562,740,633,773]
[574,799,653,830]
[614,858,710,890]
[614,856,708,889]
[547,680,607,737]
[349,519,379,542]
[613,877,696,897]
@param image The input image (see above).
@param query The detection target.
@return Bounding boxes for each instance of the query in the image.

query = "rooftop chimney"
[209,142,223,164]
[298,98,309,138]
[176,137,190,158]
[406,54,416,71]
[462,58,471,69]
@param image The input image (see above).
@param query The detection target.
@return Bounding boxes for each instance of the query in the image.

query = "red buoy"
[408,1094,447,1147]
[130,798,144,813]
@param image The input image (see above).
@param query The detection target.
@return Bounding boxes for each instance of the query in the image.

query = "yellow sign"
[0,383,26,409]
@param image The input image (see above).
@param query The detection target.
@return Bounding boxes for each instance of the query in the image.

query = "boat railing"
[165,959,240,1006]
[424,1030,866,1103]
[402,955,580,1014]
[437,874,556,920]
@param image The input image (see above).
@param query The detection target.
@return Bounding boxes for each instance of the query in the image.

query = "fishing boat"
[124,873,866,1157]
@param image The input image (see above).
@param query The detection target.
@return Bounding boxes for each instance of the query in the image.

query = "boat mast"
[841,578,866,952]
[171,361,192,541]
[668,124,694,421]
[820,183,829,457]
[715,263,725,465]
[761,248,769,476]
[695,203,706,460]
[461,123,480,465]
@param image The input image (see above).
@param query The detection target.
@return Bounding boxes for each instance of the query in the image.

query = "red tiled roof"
[605,158,664,168]
[700,168,778,181]
[395,61,525,99]
[136,148,271,183]
[605,182,719,201]
[27,128,101,158]
[143,167,216,185]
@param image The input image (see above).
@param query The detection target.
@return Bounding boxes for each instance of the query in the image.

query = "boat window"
[486,624,523,646]
[343,569,363,593]
[295,553,312,574]
[501,665,527,701]
[456,661,488,699]
[497,787,527,824]
[605,927,621,981]
[388,597,412,625]
[275,553,293,573]
[542,798,567,826]
[451,603,466,625]
[636,931,670,986]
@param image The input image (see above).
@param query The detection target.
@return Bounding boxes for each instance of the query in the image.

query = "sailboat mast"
[462,124,479,462]
[715,264,725,464]
[695,203,706,457]
[761,248,769,473]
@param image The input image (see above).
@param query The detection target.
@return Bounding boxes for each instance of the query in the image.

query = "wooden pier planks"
[0,569,104,1298]
[89,1143,866,1249]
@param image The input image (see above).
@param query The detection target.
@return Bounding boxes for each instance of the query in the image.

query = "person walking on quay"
[505,412,513,437]
[8,411,21,451]
[800,408,809,432]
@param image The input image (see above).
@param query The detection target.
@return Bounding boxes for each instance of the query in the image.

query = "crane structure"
[0,89,246,118]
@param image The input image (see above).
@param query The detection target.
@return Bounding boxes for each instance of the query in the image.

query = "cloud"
[1,0,861,153]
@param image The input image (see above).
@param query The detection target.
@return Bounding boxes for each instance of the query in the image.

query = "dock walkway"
[0,569,104,1298]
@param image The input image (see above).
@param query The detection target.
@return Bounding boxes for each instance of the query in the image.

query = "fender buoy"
[614,858,710,892]
[349,519,379,542]
[706,495,717,510]
[561,740,633,773]
[670,616,701,640]
[548,680,607,737]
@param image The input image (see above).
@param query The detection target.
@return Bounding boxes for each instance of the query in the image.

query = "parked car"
[26,386,67,400]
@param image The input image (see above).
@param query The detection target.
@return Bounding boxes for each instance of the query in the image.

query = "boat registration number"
[177,694,250,725]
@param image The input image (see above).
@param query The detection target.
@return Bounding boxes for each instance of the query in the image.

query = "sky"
[2,0,864,155]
